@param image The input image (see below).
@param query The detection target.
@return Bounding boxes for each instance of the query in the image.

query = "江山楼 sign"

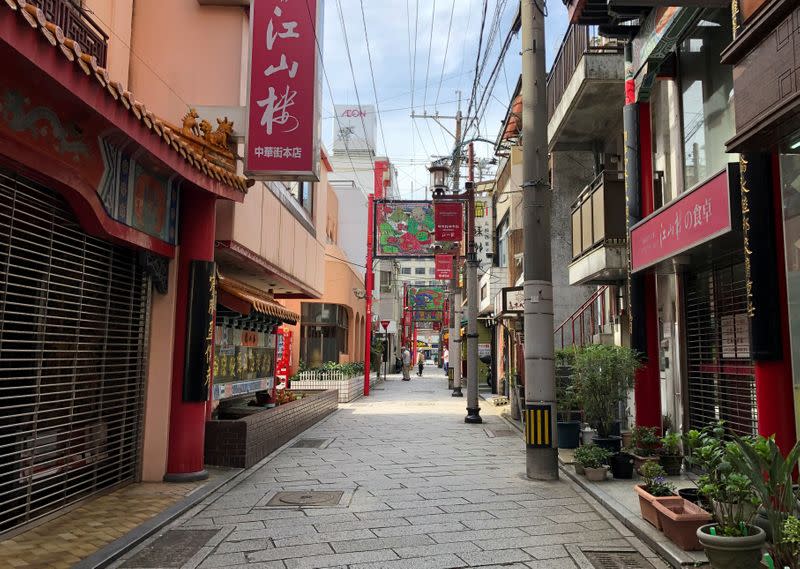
[245,0,322,181]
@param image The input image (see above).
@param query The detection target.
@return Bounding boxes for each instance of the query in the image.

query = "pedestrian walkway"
[111,372,668,569]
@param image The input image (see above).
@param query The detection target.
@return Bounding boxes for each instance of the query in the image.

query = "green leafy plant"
[659,431,682,457]
[573,345,639,438]
[630,426,661,456]
[574,444,612,469]
[731,435,800,567]
[639,461,675,497]
[782,516,800,565]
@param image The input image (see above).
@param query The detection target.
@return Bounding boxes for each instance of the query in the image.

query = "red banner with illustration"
[630,169,733,272]
[374,200,435,258]
[434,201,463,242]
[245,0,321,180]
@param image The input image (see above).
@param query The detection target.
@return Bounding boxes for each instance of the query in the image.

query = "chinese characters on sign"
[434,202,463,242]
[246,0,321,179]
[502,286,525,315]
[630,170,732,272]
[474,196,492,268]
[435,254,453,280]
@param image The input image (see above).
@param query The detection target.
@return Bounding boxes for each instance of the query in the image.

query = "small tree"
[573,344,639,438]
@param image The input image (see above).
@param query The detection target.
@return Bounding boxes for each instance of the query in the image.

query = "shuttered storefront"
[684,261,757,436]
[0,169,150,534]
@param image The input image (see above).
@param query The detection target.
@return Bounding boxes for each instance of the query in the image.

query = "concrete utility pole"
[521,0,557,479]
[450,252,463,397]
[465,143,481,423]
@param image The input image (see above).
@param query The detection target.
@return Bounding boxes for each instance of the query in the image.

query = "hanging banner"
[412,310,445,322]
[408,286,447,311]
[435,201,463,242]
[474,196,493,268]
[245,0,322,181]
[435,254,453,280]
[183,261,216,402]
[374,200,435,258]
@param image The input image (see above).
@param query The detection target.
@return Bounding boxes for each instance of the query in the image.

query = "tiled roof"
[4,0,248,193]
[218,273,299,325]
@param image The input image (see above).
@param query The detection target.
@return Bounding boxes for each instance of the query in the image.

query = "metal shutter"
[0,169,150,535]
[684,261,757,436]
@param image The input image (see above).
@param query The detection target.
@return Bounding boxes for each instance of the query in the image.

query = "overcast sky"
[321,1,569,198]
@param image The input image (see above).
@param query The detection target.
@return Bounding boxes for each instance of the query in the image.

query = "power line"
[434,0,457,109]
[423,0,437,110]
[465,0,489,128]
[358,0,389,157]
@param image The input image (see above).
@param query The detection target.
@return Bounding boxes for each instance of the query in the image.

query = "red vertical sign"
[435,202,463,241]
[245,0,321,180]
[435,254,453,280]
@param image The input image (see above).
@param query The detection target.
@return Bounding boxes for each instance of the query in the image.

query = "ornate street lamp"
[428,162,450,198]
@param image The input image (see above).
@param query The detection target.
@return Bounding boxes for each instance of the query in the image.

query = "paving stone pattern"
[114,373,669,569]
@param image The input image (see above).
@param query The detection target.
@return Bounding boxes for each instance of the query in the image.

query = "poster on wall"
[245,0,322,181]
[373,200,435,258]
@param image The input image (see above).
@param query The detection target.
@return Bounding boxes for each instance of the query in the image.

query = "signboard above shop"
[501,286,524,316]
[245,0,322,181]
[630,166,739,273]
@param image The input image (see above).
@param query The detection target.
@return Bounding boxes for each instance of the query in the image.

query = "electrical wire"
[434,0,457,109]
[423,0,437,110]
[358,0,389,157]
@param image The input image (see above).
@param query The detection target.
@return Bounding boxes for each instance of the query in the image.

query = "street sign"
[435,254,453,280]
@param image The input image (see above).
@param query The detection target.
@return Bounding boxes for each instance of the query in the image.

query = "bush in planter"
[634,461,676,529]
[573,345,639,450]
[781,516,800,567]
[730,435,800,569]
[556,354,582,449]
[658,431,683,476]
[574,444,612,482]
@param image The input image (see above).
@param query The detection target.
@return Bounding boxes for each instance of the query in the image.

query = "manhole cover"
[266,491,344,507]
[122,529,218,568]
[583,550,655,569]
[291,438,329,448]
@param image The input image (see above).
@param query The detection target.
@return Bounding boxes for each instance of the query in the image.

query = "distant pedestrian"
[443,348,449,375]
[401,347,411,381]
[417,351,425,376]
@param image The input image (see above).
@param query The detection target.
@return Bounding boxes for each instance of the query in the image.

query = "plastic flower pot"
[678,487,701,505]
[592,435,622,454]
[634,484,669,530]
[581,428,596,446]
[696,524,766,569]
[632,453,659,475]
[574,463,585,475]
[584,466,609,482]
[652,497,712,551]
[557,421,581,449]
[659,454,683,476]
[610,452,634,479]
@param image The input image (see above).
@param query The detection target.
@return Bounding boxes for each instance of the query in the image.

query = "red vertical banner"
[245,0,322,180]
[435,202,463,242]
[435,254,453,280]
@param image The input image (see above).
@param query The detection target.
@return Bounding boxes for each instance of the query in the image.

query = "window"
[400,267,411,275]
[496,215,509,267]
[284,181,314,216]
[428,267,436,275]
[300,303,349,367]
[415,267,426,275]
[481,283,488,301]
[380,270,392,293]
[679,10,735,190]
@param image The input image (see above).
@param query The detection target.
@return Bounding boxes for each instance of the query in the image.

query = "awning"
[217,274,299,324]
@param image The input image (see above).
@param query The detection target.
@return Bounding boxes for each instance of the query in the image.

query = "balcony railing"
[546,25,623,121]
[554,285,611,349]
[29,0,109,67]
[571,170,626,260]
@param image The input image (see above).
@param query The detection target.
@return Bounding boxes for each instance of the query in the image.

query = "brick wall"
[204,389,338,468]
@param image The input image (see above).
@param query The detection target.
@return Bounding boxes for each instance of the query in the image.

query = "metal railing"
[546,25,623,121]
[29,0,109,66]
[554,285,611,349]
[570,170,626,260]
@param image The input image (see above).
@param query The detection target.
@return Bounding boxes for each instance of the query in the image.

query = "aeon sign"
[341,108,367,118]
[333,104,376,153]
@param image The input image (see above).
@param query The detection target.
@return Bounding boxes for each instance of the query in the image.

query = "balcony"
[568,170,627,286]
[29,0,108,66]
[546,25,625,150]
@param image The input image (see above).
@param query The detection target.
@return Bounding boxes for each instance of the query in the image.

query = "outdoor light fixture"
[428,162,450,197]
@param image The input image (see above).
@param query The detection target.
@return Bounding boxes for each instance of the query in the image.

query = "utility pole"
[522,0,557,479]
[364,194,375,396]
[450,252,463,397]
[465,142,481,423]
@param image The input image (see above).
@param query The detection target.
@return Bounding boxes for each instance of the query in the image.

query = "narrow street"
[112,374,666,569]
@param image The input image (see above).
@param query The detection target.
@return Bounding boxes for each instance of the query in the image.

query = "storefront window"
[679,10,736,190]
[300,303,350,367]
[779,140,800,439]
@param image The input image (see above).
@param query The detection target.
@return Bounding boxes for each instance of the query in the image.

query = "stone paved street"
[112,373,669,569]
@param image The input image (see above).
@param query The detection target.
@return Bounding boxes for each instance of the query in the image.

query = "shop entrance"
[0,170,150,535]
[684,261,757,435]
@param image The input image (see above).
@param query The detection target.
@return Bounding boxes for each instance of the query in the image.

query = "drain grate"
[291,438,330,448]
[121,529,218,568]
[266,490,344,507]
[485,429,516,437]
[583,550,655,568]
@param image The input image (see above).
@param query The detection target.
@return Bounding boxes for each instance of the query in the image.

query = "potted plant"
[659,431,683,476]
[630,426,662,473]
[573,345,639,453]
[634,461,676,529]
[556,348,581,449]
[690,425,764,569]
[610,448,635,479]
[653,496,712,551]
[731,435,800,569]
[574,444,612,482]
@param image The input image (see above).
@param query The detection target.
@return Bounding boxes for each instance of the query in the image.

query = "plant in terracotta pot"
[630,425,662,473]
[658,431,683,476]
[574,444,612,482]
[573,345,639,454]
[730,435,800,569]
[634,461,676,529]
